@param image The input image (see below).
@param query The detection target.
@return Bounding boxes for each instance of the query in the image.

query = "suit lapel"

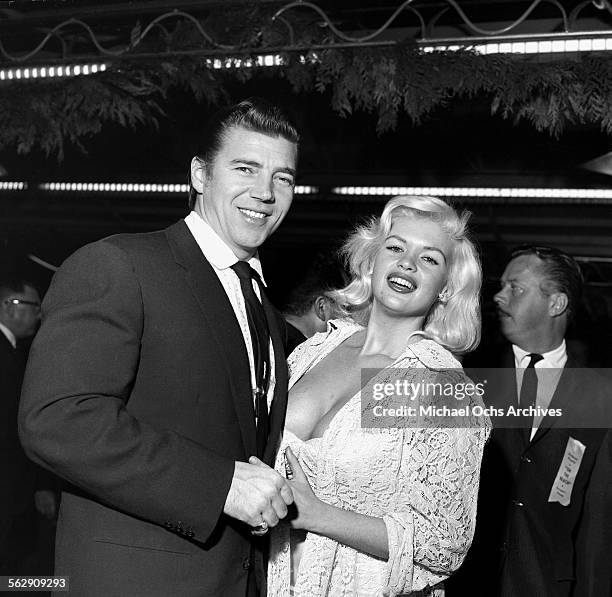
[165,221,258,458]
[0,332,16,358]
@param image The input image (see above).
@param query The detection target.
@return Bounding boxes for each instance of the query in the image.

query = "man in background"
[281,258,343,352]
[450,245,612,597]
[0,276,56,574]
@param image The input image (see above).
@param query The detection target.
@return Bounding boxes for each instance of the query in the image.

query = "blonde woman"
[265,196,490,596]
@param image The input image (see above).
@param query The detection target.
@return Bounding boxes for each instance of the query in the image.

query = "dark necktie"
[231,261,271,457]
[520,353,543,443]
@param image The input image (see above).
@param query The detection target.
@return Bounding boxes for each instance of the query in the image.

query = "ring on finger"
[251,519,269,536]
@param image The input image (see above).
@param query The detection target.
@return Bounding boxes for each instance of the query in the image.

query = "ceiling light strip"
[332,186,612,200]
[205,54,287,70]
[41,182,190,193]
[39,182,318,195]
[201,37,612,67]
[0,63,108,81]
[3,34,609,81]
[420,36,612,55]
[0,181,27,190]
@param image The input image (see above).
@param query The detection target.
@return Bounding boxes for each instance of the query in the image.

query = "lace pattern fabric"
[268,318,490,597]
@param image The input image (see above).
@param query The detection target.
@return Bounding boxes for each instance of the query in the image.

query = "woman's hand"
[250,447,327,533]
[251,450,389,558]
[283,446,326,531]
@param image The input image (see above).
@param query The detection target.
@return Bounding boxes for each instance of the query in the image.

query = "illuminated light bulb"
[538,41,552,53]
[565,40,579,52]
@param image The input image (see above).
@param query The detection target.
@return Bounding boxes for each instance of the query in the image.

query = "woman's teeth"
[388,276,415,291]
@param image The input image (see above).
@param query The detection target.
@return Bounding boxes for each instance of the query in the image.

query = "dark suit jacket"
[19,221,289,597]
[285,321,307,355]
[448,348,612,597]
[0,333,35,518]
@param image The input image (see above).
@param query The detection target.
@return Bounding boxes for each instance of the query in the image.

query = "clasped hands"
[223,446,323,534]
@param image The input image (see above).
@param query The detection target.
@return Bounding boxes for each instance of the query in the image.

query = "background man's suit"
[20,221,289,597]
[0,332,36,572]
[453,349,612,597]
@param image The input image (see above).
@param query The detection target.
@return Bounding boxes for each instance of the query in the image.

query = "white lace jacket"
[267,318,491,597]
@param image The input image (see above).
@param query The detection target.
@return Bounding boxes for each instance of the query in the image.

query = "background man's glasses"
[4,298,41,312]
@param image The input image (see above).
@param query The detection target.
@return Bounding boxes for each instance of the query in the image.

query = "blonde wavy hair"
[329,196,482,354]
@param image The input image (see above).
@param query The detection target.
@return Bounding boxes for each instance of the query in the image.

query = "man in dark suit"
[19,98,299,596]
[0,277,45,573]
[281,257,343,353]
[450,246,612,597]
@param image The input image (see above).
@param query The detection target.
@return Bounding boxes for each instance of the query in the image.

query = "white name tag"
[548,436,586,506]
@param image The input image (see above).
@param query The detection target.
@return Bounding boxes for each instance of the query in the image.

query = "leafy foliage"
[0,71,160,159]
[5,30,612,159]
[299,48,612,137]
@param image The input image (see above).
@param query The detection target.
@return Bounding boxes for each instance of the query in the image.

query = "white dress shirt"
[0,321,16,348]
[513,340,567,439]
[184,210,276,414]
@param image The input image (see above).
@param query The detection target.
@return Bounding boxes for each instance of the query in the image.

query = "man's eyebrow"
[229,158,296,177]
[279,166,296,177]
[230,158,261,168]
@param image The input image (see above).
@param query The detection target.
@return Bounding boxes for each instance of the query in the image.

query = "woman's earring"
[438,292,447,303]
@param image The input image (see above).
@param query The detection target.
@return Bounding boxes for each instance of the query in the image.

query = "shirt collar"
[184,211,266,285]
[512,339,567,369]
[0,321,17,348]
